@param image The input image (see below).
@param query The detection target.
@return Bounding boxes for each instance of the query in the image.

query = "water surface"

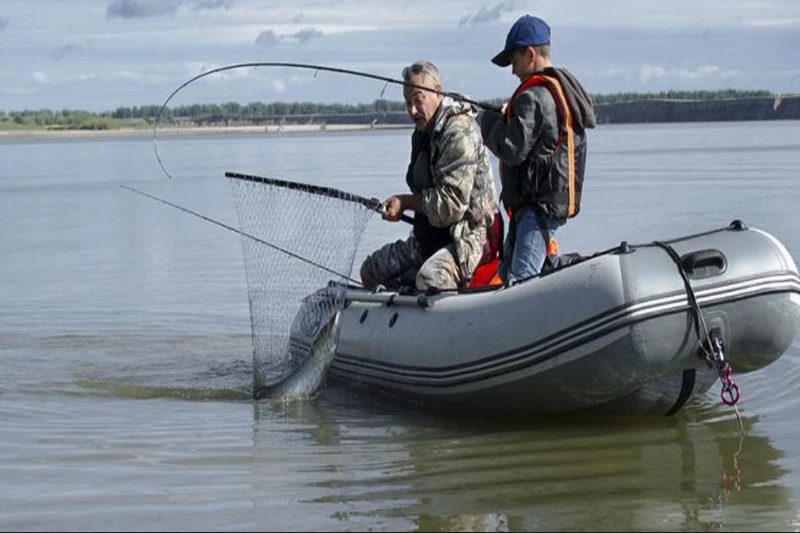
[2,121,800,531]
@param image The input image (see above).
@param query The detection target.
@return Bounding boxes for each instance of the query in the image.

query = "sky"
[1,0,800,112]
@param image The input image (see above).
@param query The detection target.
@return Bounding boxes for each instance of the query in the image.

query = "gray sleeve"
[481,88,551,166]
[479,110,502,145]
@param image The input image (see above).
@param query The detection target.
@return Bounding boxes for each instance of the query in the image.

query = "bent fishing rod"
[153,62,502,179]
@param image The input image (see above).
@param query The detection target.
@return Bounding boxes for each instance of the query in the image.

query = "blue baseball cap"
[491,15,550,67]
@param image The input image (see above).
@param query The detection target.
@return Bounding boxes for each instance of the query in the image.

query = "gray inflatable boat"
[322,221,800,416]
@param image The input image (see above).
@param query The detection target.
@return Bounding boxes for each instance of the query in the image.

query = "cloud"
[602,67,628,78]
[639,64,668,82]
[104,67,169,86]
[183,62,264,83]
[678,65,740,80]
[191,0,233,11]
[292,11,305,24]
[112,70,158,81]
[52,44,79,62]
[458,2,516,27]
[0,17,8,32]
[255,26,326,48]
[32,72,49,84]
[107,0,182,19]
[106,0,233,20]
[255,29,281,47]
[639,64,741,83]
[293,27,323,45]
[272,79,286,92]
[750,18,800,27]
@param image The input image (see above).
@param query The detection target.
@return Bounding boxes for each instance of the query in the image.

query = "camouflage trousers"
[360,236,461,291]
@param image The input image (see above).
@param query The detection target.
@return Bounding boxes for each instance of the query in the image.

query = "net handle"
[225,171,413,224]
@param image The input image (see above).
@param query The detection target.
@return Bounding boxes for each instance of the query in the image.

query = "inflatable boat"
[294,221,800,416]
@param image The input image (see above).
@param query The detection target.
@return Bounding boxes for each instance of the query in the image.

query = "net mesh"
[228,174,376,393]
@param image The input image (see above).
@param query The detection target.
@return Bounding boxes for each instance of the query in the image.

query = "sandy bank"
[0,122,412,141]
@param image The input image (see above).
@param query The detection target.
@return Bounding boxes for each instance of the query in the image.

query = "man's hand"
[382,195,405,221]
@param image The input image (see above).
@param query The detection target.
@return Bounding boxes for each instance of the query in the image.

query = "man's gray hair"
[402,60,442,86]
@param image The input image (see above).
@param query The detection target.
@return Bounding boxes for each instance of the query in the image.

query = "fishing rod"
[119,184,364,286]
[152,61,502,179]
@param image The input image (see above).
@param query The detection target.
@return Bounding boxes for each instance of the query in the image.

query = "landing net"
[227,172,376,391]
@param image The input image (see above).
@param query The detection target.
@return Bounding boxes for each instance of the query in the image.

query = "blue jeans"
[498,208,565,284]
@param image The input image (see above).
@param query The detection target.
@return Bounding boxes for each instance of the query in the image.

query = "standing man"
[480,14,596,284]
[360,60,498,291]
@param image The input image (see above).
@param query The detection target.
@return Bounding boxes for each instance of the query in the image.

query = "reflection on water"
[251,389,795,532]
[73,351,254,401]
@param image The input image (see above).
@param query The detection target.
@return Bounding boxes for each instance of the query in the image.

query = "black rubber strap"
[666,369,697,416]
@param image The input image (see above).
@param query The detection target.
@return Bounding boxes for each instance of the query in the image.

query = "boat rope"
[651,239,743,430]
[119,185,364,286]
[152,62,502,180]
[722,432,745,495]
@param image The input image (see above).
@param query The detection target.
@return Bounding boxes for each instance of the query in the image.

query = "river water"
[1,120,800,531]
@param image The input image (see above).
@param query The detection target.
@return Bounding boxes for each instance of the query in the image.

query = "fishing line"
[152,61,501,180]
[119,184,363,285]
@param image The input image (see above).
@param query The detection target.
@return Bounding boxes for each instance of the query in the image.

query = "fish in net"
[226,172,378,398]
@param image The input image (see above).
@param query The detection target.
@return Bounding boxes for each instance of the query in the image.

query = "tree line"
[590,89,773,105]
[0,89,782,130]
[108,100,406,120]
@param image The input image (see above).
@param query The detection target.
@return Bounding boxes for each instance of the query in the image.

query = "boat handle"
[680,249,727,279]
[345,292,432,308]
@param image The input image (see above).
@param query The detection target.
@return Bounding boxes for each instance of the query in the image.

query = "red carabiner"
[721,382,741,406]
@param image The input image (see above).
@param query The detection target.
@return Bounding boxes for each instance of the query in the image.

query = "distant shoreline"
[3,95,800,142]
[4,92,799,139]
[0,122,412,140]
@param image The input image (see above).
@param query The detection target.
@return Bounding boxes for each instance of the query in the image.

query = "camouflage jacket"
[408,97,498,281]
